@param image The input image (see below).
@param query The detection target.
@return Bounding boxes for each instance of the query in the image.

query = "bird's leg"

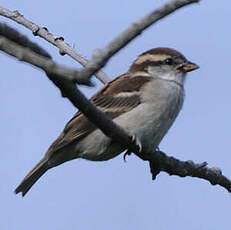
[123,134,142,162]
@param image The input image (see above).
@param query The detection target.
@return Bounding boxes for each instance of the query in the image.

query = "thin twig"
[0,5,110,84]
[0,22,51,58]
[0,36,92,86]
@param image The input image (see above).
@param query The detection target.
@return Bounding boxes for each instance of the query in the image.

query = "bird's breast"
[135,79,184,152]
[77,79,184,161]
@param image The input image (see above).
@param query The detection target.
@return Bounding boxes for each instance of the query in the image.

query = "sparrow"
[15,47,199,196]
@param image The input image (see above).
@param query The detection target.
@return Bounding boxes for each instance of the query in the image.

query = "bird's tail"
[15,158,49,196]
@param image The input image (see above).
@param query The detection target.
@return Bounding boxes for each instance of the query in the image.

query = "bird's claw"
[131,134,142,153]
[123,150,131,162]
[123,135,142,162]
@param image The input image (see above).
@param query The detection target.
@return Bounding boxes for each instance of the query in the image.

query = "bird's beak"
[176,61,199,73]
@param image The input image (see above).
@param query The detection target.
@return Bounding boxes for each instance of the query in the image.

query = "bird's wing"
[47,74,151,154]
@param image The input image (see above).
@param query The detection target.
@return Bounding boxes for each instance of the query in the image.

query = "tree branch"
[0,36,92,86]
[0,22,51,59]
[150,151,231,193]
[0,5,110,84]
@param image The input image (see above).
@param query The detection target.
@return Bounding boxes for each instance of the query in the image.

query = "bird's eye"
[164,58,173,65]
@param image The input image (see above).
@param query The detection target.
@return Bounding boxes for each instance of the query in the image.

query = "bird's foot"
[123,134,142,162]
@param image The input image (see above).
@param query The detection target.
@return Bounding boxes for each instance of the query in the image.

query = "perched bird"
[15,47,199,196]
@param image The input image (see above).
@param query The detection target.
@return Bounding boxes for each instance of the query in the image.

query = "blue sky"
[1,0,231,229]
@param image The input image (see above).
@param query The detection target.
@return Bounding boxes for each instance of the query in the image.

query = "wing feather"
[48,74,151,153]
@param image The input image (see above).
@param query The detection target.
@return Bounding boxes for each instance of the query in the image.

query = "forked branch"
[0,6,110,84]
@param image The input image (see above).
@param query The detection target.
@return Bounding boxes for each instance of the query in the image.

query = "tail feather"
[15,158,49,196]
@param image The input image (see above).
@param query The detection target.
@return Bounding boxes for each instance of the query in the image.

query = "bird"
[15,47,199,196]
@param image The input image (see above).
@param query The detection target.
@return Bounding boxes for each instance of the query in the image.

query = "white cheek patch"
[134,54,171,64]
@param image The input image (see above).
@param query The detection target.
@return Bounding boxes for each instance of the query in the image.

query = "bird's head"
[129,47,199,84]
